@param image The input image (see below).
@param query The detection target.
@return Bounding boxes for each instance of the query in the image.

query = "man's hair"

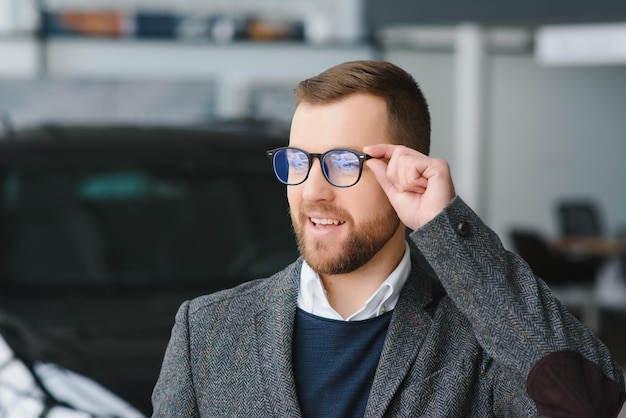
[294,60,431,155]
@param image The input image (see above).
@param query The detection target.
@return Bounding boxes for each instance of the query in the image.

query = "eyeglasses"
[266,147,373,188]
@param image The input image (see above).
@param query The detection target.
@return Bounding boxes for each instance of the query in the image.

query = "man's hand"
[364,144,455,230]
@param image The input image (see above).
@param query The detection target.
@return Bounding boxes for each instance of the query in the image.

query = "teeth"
[311,217,344,226]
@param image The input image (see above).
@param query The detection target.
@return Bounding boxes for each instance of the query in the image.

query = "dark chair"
[555,199,606,273]
[510,228,596,285]
[556,199,604,238]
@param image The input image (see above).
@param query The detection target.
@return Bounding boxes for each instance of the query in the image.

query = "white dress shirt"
[297,243,411,321]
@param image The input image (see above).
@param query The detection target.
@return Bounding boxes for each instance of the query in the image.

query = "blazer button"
[457,221,471,237]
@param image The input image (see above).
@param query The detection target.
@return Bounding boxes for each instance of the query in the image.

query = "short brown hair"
[294,60,431,155]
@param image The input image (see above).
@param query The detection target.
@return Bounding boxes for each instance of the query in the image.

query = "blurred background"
[1,0,626,416]
[0,0,624,246]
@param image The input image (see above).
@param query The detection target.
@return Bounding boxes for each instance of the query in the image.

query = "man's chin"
[300,245,347,275]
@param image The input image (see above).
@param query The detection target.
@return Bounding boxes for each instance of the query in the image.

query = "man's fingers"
[366,158,396,195]
[367,155,428,197]
[366,145,429,194]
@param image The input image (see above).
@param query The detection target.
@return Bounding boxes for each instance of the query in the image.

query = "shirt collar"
[297,243,411,321]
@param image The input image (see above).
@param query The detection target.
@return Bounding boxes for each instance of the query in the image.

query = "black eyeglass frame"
[266,146,374,188]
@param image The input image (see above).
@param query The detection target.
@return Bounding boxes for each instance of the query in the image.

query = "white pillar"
[453,23,487,214]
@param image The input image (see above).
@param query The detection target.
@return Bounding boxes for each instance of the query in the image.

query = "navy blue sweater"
[292,308,393,418]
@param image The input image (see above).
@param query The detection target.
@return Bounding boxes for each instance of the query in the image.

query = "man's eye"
[289,160,308,172]
[329,155,359,174]
[340,161,359,173]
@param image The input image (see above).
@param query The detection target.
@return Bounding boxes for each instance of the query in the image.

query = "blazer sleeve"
[152,300,199,418]
[411,196,626,417]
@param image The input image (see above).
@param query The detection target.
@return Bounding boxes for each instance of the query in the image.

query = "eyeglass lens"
[272,148,364,187]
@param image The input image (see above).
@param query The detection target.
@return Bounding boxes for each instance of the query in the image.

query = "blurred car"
[1,311,145,417]
[0,121,298,415]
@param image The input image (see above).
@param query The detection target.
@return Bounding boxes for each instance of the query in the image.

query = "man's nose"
[301,159,333,202]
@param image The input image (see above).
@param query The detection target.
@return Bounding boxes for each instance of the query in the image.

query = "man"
[152,61,625,417]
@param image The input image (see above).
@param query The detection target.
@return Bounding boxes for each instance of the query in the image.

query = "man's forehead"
[289,95,389,150]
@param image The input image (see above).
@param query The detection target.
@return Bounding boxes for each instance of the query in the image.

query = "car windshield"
[0,125,297,293]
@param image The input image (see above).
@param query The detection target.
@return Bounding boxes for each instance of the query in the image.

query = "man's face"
[287,93,404,276]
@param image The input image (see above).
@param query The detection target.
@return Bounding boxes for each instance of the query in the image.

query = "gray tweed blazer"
[152,197,626,417]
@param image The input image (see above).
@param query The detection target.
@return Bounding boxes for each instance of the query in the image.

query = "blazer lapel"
[255,260,303,417]
[364,263,436,418]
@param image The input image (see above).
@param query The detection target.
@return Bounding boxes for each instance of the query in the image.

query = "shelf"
[43,38,375,79]
[42,38,375,116]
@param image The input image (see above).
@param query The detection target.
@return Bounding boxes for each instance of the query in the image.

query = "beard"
[291,203,401,276]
